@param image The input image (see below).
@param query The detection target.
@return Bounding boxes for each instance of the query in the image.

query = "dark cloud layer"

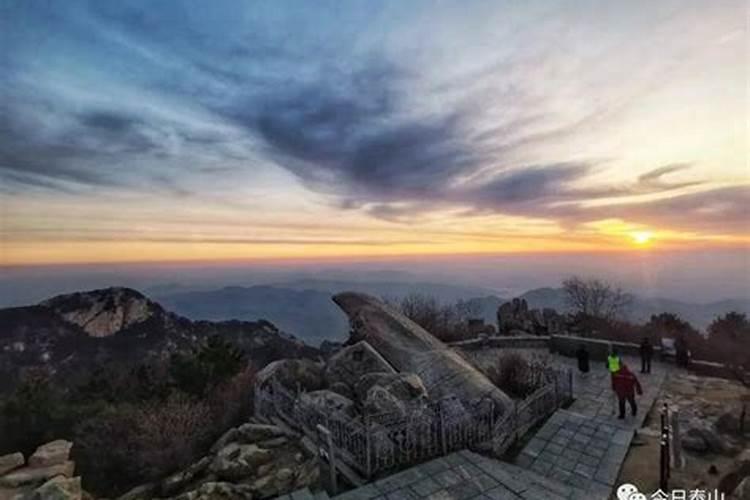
[0,1,744,239]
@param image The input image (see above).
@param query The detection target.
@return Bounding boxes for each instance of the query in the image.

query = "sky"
[1,1,748,280]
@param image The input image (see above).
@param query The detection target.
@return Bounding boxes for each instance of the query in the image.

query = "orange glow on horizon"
[2,230,749,267]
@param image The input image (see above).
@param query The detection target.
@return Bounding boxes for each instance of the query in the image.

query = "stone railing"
[254,367,573,480]
[449,335,551,351]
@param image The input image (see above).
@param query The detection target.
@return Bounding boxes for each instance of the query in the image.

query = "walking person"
[576,344,590,376]
[607,346,622,414]
[640,337,653,374]
[612,364,643,419]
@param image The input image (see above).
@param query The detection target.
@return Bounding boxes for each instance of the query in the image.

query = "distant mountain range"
[154,280,750,345]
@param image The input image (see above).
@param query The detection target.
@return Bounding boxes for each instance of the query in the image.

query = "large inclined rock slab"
[333,292,513,413]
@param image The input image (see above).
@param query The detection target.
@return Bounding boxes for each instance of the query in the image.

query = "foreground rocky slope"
[617,371,750,498]
[0,287,319,394]
[0,420,318,500]
[0,440,81,499]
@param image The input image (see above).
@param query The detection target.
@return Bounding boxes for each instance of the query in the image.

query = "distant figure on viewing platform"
[640,337,653,374]
[675,335,690,368]
[576,344,590,375]
[607,346,622,414]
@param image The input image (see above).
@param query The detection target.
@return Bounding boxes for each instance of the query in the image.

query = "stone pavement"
[332,450,587,500]
[322,355,668,500]
[514,355,668,499]
[560,355,667,427]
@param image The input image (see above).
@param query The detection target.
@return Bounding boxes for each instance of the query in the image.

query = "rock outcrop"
[333,292,513,412]
[0,452,24,476]
[0,439,83,500]
[42,287,162,338]
[115,420,317,500]
[324,341,396,388]
[256,359,324,392]
[496,298,565,336]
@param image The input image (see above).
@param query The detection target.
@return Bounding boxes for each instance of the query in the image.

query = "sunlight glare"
[631,231,653,245]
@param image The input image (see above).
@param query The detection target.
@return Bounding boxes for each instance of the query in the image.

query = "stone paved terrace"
[513,354,668,499]
[312,354,669,500]
[330,450,589,500]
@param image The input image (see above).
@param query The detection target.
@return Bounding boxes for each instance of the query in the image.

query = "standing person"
[640,337,653,374]
[675,335,690,368]
[576,344,590,376]
[612,364,643,419]
[607,346,622,414]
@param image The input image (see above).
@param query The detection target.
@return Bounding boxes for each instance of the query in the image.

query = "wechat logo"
[617,484,647,500]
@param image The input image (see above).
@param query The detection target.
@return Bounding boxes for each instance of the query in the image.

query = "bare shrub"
[486,353,548,399]
[75,393,213,496]
[206,365,257,432]
[387,293,475,342]
[563,276,633,321]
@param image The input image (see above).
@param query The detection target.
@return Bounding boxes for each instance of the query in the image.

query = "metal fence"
[255,367,572,479]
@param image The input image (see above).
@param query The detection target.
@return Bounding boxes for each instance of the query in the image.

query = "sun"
[631,231,653,245]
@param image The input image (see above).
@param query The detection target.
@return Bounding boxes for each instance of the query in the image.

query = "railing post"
[439,401,448,455]
[660,404,670,491]
[552,374,559,407]
[670,409,683,469]
[568,368,573,401]
[317,425,338,496]
[365,413,372,479]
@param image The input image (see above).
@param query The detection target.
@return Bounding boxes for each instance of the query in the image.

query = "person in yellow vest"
[607,346,622,414]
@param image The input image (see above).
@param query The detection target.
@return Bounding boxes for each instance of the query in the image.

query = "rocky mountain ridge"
[0,287,320,395]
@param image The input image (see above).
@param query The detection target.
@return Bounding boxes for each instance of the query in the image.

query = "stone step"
[313,490,331,500]
[460,450,590,500]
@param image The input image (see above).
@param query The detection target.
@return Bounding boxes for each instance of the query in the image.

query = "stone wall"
[449,336,551,351]
[548,335,654,361]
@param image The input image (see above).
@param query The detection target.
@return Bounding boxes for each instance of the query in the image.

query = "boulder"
[292,460,319,490]
[117,483,158,500]
[324,341,396,388]
[249,467,295,498]
[29,440,73,468]
[257,437,288,448]
[682,431,708,453]
[329,381,355,400]
[210,421,288,452]
[160,456,211,496]
[32,475,82,500]
[683,427,727,454]
[333,293,513,412]
[0,461,75,488]
[170,481,255,500]
[235,423,288,443]
[210,443,273,481]
[716,410,745,436]
[298,390,355,416]
[363,385,408,415]
[354,372,427,403]
[0,452,24,475]
[734,477,750,500]
[255,359,324,393]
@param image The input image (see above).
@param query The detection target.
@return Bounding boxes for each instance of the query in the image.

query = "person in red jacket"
[612,364,643,419]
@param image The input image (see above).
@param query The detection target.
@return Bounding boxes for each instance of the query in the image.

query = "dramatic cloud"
[0,0,747,264]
